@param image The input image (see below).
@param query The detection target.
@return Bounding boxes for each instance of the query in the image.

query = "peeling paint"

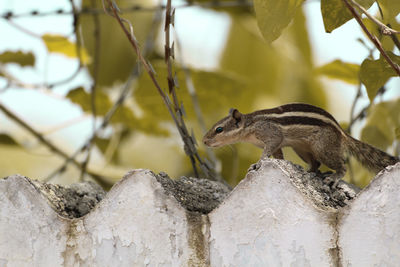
[1,162,400,266]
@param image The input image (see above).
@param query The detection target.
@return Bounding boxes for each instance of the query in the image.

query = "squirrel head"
[202,108,245,147]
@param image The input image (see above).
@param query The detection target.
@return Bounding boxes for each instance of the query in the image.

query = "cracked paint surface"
[1,162,400,266]
[339,163,400,266]
[209,160,338,266]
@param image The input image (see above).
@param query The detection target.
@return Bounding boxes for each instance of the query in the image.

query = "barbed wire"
[1,0,252,20]
[101,0,228,184]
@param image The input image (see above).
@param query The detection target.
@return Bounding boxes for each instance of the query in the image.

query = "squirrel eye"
[215,127,223,134]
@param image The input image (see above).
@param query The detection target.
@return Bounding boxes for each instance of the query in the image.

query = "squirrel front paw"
[248,162,261,172]
[323,175,340,188]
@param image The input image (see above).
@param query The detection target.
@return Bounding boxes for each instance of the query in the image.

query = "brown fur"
[203,103,399,185]
[345,135,399,172]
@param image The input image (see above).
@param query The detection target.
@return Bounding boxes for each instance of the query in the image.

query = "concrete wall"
[1,159,399,266]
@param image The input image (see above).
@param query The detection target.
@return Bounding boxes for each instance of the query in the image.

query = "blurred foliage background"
[0,0,399,189]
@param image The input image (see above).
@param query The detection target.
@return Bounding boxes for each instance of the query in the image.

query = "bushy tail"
[345,135,399,173]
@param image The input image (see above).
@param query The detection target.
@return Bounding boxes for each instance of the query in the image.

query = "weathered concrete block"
[1,160,399,266]
[339,163,400,266]
[209,160,341,266]
[0,175,69,267]
[0,170,214,266]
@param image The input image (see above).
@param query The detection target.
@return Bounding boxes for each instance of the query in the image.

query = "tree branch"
[164,0,199,177]
[80,0,102,181]
[342,0,400,76]
[45,9,163,183]
[349,0,399,35]
[387,24,400,51]
[174,32,221,177]
[102,0,223,182]
[0,102,113,187]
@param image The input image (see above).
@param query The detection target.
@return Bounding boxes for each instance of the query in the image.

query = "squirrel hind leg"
[272,149,284,159]
[292,147,321,172]
[312,140,347,187]
[309,160,321,173]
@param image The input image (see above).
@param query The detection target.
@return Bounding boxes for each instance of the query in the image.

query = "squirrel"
[202,103,399,186]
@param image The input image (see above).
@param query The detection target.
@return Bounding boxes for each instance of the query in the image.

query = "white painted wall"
[1,160,399,266]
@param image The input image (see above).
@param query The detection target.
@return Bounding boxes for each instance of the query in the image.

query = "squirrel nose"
[202,136,210,146]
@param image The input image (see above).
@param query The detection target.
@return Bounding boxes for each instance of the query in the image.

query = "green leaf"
[395,127,400,140]
[134,61,246,121]
[80,0,157,87]
[315,59,360,84]
[379,0,400,24]
[0,51,35,67]
[219,13,326,107]
[340,121,349,131]
[321,0,375,33]
[361,18,394,51]
[94,136,110,154]
[42,34,91,64]
[67,87,112,115]
[67,87,167,135]
[0,133,19,146]
[360,51,400,101]
[253,0,304,43]
[361,99,400,150]
[361,124,393,150]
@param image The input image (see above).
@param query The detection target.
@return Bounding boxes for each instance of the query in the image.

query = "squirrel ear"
[229,108,242,123]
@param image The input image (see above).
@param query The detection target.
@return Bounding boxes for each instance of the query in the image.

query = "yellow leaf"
[42,34,91,64]
[0,134,20,146]
[321,0,374,33]
[315,59,360,84]
[253,0,304,43]
[0,51,35,67]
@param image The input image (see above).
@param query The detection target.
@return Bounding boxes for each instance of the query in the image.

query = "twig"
[348,0,399,36]
[90,0,100,120]
[348,85,386,131]
[6,8,84,91]
[2,59,82,90]
[46,64,141,183]
[103,126,123,164]
[346,82,368,185]
[342,0,400,76]
[0,102,113,187]
[80,0,102,181]
[41,115,90,135]
[47,66,82,89]
[174,32,221,175]
[5,19,42,38]
[164,0,199,177]
[162,0,226,183]
[387,24,400,51]
[1,59,83,91]
[102,0,222,182]
[347,82,363,133]
[46,8,163,182]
